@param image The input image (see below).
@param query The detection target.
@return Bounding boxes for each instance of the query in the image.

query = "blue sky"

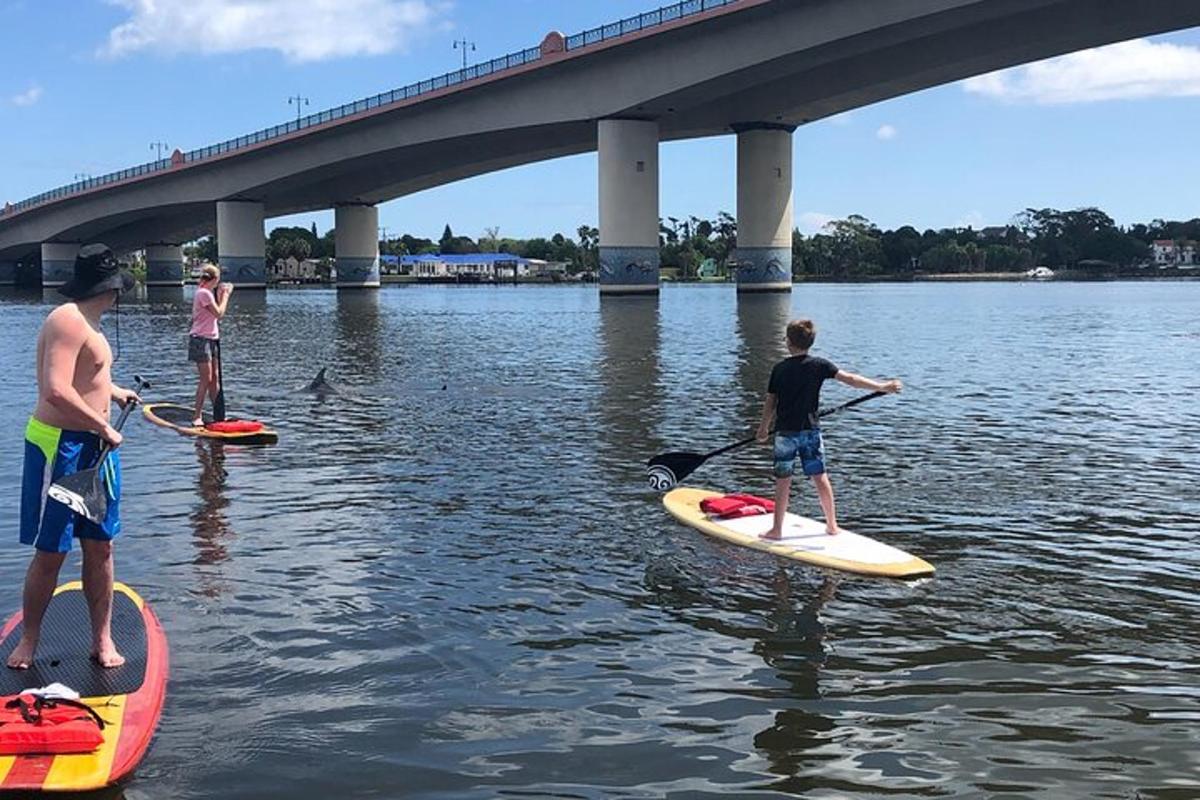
[2,1,1199,241]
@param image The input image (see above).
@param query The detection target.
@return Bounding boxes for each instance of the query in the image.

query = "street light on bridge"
[150,141,169,160]
[288,94,310,123]
[453,38,475,69]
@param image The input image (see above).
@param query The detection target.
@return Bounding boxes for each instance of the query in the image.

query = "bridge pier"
[734,124,795,293]
[41,243,80,289]
[145,244,184,286]
[598,119,659,296]
[335,204,381,288]
[216,200,266,288]
[0,260,14,286]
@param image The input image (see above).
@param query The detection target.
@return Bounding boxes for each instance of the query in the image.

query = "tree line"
[183,207,1200,278]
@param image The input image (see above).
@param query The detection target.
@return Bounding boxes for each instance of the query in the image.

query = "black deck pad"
[0,589,147,697]
[152,404,211,427]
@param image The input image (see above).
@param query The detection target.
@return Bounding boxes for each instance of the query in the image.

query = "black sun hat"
[58,244,136,300]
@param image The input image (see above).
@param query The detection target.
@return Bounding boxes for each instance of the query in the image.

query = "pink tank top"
[191,287,219,339]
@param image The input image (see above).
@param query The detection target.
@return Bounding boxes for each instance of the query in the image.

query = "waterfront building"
[399,253,532,281]
[1151,239,1197,268]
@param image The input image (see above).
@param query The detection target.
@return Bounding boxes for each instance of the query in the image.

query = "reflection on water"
[598,296,663,476]
[0,282,1196,799]
[191,442,232,595]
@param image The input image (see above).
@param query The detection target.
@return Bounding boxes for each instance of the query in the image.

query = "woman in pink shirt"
[189,265,234,426]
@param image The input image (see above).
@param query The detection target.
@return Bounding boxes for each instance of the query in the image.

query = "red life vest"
[0,693,107,755]
[207,420,264,433]
[699,493,776,519]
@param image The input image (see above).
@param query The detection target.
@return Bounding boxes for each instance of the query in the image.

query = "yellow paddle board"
[663,487,934,578]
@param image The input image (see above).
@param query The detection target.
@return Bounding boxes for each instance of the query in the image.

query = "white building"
[1151,240,1197,268]
[269,256,322,282]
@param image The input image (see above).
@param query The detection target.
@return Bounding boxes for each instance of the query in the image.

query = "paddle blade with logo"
[47,469,108,525]
[646,453,699,490]
[46,375,148,524]
[646,436,757,491]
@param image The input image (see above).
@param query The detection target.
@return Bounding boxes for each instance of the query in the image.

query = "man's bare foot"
[760,530,783,541]
[91,645,125,669]
[826,526,843,536]
[5,636,37,669]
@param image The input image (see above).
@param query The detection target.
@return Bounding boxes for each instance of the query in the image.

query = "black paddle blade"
[646,452,706,491]
[47,468,108,525]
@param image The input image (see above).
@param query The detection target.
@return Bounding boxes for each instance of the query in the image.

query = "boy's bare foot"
[760,530,783,541]
[826,525,843,536]
[91,643,126,669]
[5,636,37,669]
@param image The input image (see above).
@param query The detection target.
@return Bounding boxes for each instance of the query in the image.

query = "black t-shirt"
[768,354,840,431]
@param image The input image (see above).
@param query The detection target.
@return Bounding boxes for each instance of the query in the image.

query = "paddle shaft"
[696,390,888,462]
[213,338,226,421]
[73,376,148,473]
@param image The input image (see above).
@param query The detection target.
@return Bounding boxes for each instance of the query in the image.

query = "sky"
[2,1,1199,242]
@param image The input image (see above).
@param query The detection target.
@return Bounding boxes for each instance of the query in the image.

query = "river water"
[0,282,1197,799]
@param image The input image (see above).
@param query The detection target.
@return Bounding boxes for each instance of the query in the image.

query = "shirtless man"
[7,244,138,670]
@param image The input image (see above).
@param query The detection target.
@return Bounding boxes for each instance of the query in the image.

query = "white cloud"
[11,85,42,107]
[963,38,1200,105]
[797,211,837,235]
[875,124,897,140]
[100,0,443,62]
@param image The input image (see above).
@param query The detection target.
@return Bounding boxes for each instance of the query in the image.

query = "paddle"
[212,338,226,422]
[47,375,150,524]
[645,390,888,491]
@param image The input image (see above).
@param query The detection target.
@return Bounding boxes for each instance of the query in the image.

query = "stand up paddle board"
[0,582,167,791]
[143,403,279,445]
[663,487,934,578]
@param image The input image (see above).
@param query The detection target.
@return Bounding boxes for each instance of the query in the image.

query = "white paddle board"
[663,487,934,578]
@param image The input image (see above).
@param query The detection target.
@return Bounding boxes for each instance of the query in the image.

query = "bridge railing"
[3,0,740,220]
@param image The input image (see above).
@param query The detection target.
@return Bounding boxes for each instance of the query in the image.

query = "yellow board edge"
[142,403,278,441]
[663,486,934,579]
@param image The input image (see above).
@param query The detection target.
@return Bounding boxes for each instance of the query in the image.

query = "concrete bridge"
[2,0,1198,293]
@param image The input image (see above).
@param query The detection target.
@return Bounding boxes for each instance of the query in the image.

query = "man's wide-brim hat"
[58,244,136,300]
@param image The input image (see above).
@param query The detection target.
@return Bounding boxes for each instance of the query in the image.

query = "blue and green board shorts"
[20,417,121,553]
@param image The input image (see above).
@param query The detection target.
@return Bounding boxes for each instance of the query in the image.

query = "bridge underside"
[2,0,1198,261]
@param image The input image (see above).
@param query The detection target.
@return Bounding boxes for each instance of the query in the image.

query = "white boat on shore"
[1025,266,1055,280]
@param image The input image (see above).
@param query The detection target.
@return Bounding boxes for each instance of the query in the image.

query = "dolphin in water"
[304,367,339,395]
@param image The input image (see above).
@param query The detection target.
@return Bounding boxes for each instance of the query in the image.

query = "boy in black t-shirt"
[755,319,901,539]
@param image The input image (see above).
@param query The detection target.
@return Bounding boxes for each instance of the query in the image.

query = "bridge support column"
[145,244,184,286]
[598,119,659,295]
[216,200,266,288]
[734,124,795,293]
[41,243,79,289]
[335,204,381,288]
[0,260,15,286]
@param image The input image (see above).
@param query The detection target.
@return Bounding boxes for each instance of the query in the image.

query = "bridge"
[2,0,1197,293]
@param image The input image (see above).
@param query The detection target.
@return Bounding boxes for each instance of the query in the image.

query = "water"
[0,282,1197,799]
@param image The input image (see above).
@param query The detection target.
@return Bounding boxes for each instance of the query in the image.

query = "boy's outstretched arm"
[835,370,903,394]
[756,394,778,442]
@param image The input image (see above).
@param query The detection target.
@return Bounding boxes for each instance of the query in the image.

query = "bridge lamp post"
[150,141,169,160]
[288,95,310,123]
[453,38,475,69]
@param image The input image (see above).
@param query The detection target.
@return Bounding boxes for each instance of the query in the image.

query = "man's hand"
[113,386,141,408]
[880,379,903,394]
[756,426,772,444]
[99,423,123,448]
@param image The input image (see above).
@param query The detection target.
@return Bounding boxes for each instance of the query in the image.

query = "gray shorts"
[188,335,217,363]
